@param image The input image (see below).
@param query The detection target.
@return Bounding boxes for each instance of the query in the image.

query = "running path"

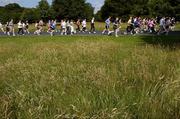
[0,30,179,37]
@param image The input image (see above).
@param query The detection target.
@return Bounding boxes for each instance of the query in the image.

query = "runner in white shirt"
[158,17,165,35]
[82,19,87,32]
[34,21,40,35]
[18,20,24,35]
[70,20,76,35]
[61,20,67,35]
[9,19,15,36]
[0,22,5,34]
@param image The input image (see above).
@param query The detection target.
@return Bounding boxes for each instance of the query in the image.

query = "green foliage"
[37,0,52,21]
[52,0,94,20]
[99,0,180,21]
[20,9,41,23]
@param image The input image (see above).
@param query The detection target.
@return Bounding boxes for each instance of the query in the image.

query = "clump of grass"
[0,36,180,118]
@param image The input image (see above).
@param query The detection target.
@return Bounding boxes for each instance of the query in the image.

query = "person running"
[17,20,24,35]
[9,19,15,36]
[158,17,166,35]
[70,20,76,35]
[125,17,135,35]
[0,21,5,34]
[61,20,67,35]
[66,20,71,34]
[76,19,81,32]
[109,17,121,37]
[34,21,41,35]
[170,17,175,31]
[148,19,156,33]
[49,20,56,36]
[54,20,58,33]
[24,21,30,34]
[102,16,111,35]
[134,17,141,34]
[38,20,44,34]
[82,19,87,33]
[47,20,51,33]
[5,22,10,36]
[165,17,171,35]
[89,17,96,34]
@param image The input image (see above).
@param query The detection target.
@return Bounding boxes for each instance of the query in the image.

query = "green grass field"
[0,35,180,119]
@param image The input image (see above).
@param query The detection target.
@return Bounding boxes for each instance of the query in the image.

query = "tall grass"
[0,36,180,118]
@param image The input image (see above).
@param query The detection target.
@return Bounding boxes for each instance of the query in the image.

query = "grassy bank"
[0,36,180,118]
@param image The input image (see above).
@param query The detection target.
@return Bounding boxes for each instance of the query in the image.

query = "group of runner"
[0,16,176,37]
[32,18,96,36]
[125,16,176,35]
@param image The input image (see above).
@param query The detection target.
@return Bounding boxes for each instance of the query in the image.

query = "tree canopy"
[0,0,179,23]
[97,0,180,21]
[52,0,94,20]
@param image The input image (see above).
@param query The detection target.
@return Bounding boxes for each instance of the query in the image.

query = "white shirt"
[0,23,2,28]
[160,18,165,26]
[22,23,26,28]
[18,22,23,28]
[61,21,66,29]
[91,18,95,24]
[82,20,86,27]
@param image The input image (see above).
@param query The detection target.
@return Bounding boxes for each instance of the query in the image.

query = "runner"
[9,19,15,36]
[70,20,76,35]
[34,21,41,35]
[89,17,96,34]
[17,20,24,35]
[158,17,166,35]
[49,20,55,36]
[0,21,5,34]
[102,16,111,35]
[148,18,156,33]
[76,19,81,32]
[126,17,135,35]
[134,17,141,34]
[82,19,87,33]
[47,20,51,33]
[5,22,10,36]
[165,17,171,35]
[66,20,71,34]
[170,17,175,31]
[109,17,121,37]
[61,20,67,35]
[39,20,44,34]
[25,21,30,34]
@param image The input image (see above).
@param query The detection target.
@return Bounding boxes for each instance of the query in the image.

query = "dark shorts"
[105,25,110,29]
[6,27,10,31]
[113,25,118,30]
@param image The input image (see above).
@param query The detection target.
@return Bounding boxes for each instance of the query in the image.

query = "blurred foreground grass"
[0,35,180,118]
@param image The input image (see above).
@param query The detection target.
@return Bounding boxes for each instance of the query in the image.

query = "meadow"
[0,35,180,119]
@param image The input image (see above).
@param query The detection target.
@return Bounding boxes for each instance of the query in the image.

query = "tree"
[98,0,179,21]
[37,0,52,21]
[52,0,94,20]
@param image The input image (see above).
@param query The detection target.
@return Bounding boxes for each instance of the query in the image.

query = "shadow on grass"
[140,31,180,50]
